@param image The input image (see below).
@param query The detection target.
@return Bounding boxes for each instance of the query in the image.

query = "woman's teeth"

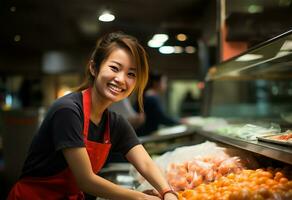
[108,83,123,92]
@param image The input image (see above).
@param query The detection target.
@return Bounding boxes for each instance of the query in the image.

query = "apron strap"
[82,88,91,138]
[104,112,110,144]
[82,88,111,143]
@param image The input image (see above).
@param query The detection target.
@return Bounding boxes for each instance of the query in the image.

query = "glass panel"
[207,30,292,80]
[209,79,292,126]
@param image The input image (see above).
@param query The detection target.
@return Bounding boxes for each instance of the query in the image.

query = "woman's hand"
[138,193,161,200]
[143,189,159,197]
[163,192,178,200]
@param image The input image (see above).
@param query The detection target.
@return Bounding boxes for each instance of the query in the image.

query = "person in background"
[7,32,178,200]
[180,90,201,117]
[135,71,181,136]
[109,98,145,130]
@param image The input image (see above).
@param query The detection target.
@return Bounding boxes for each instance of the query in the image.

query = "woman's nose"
[114,72,126,83]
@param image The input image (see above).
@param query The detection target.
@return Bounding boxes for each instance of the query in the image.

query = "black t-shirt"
[21,92,140,177]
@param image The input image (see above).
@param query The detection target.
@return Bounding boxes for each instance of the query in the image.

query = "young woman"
[7,32,178,200]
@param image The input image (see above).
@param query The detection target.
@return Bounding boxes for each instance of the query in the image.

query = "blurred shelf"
[196,129,292,165]
[145,141,196,155]
[139,125,196,144]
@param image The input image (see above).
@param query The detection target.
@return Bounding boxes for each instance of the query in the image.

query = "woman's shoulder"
[108,109,123,122]
[107,110,137,140]
[48,91,83,115]
[108,110,129,127]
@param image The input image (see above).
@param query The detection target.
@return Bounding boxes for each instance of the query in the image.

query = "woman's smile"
[107,82,125,95]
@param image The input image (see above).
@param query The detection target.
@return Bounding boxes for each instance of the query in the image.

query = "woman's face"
[93,48,137,103]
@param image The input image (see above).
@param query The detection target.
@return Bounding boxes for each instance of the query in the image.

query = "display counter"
[195,128,292,165]
[139,118,292,165]
[139,125,194,143]
[139,125,200,155]
[201,29,292,166]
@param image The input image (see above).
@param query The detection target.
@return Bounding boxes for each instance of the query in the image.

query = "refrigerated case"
[198,29,292,166]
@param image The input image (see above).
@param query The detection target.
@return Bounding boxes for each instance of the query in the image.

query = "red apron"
[7,88,112,200]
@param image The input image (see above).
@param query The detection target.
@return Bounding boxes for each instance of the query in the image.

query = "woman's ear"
[89,61,96,77]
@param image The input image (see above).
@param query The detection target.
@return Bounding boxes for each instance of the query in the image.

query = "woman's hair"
[76,31,149,112]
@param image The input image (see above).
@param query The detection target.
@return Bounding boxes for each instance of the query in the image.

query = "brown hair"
[76,31,149,112]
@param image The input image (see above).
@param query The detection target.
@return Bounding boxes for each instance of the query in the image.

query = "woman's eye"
[110,66,119,72]
[128,72,136,78]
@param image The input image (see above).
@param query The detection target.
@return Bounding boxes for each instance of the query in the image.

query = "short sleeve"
[51,108,85,151]
[111,114,141,155]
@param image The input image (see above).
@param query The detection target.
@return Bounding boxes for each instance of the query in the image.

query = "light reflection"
[98,12,115,22]
[159,46,175,54]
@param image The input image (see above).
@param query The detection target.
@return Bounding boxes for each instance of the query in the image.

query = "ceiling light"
[185,46,196,54]
[235,54,263,61]
[159,46,175,54]
[14,35,21,42]
[148,39,163,48]
[153,34,169,43]
[176,34,187,41]
[174,46,183,53]
[10,6,16,12]
[148,34,169,48]
[98,11,115,22]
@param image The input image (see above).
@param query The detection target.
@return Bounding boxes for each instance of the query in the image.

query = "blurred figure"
[135,71,180,136]
[109,98,145,129]
[180,90,201,117]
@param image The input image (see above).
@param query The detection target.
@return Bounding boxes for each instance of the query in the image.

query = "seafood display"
[178,168,292,200]
[258,131,292,146]
[134,141,292,199]
[166,156,243,191]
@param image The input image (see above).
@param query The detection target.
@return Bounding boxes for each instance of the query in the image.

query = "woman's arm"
[63,147,160,200]
[125,145,178,200]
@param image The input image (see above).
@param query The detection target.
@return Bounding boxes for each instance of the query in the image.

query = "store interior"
[1,0,292,199]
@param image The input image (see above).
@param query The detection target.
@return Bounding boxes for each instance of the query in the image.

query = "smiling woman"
[92,48,137,104]
[7,32,178,200]
[77,32,149,113]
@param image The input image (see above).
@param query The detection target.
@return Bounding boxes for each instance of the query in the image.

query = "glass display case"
[200,29,292,165]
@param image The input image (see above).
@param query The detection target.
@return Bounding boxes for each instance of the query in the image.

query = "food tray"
[257,134,292,146]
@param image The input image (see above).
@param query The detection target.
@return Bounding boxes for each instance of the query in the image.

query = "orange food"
[178,168,292,200]
[166,156,243,191]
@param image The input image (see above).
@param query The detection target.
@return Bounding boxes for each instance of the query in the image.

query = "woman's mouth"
[107,83,124,94]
